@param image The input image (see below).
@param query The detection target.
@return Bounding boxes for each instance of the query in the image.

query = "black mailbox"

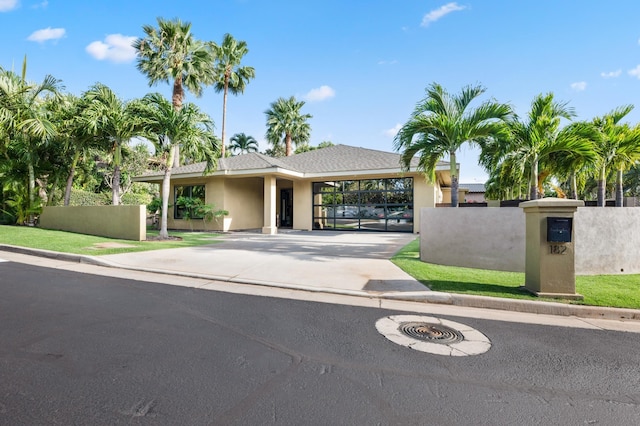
[547,217,572,243]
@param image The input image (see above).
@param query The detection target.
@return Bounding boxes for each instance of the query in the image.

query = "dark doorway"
[280,188,293,227]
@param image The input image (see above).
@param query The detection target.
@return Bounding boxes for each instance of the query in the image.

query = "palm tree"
[133,17,215,167]
[211,34,255,157]
[394,83,512,207]
[502,93,596,200]
[80,83,143,205]
[133,93,218,239]
[590,106,640,206]
[229,132,258,155]
[0,60,62,222]
[265,96,312,157]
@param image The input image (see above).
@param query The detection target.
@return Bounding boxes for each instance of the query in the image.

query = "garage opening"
[312,178,413,232]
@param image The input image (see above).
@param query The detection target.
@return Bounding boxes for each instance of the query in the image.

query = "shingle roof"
[140,144,448,178]
[460,183,486,193]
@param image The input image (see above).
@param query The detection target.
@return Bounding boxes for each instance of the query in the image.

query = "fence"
[420,206,640,275]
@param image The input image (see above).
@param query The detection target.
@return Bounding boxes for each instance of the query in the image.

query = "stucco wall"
[293,180,312,231]
[420,206,640,275]
[40,205,146,241]
[574,208,640,274]
[223,177,263,230]
[420,207,525,272]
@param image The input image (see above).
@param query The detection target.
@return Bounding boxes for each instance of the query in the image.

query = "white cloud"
[378,59,398,65]
[570,81,587,91]
[304,85,335,102]
[86,34,137,63]
[32,0,48,9]
[600,70,621,79]
[629,65,640,79]
[421,2,466,27]
[27,27,65,42]
[384,123,402,138]
[0,0,18,12]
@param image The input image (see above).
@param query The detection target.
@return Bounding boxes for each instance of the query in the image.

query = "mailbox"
[547,217,572,243]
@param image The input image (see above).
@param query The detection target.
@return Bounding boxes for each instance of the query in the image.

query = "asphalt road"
[1,261,639,425]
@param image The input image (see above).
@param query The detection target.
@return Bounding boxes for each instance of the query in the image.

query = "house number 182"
[549,244,567,255]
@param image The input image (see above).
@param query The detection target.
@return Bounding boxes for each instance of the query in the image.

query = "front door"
[280,189,293,227]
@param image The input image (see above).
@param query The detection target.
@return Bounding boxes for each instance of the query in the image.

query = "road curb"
[2,244,639,322]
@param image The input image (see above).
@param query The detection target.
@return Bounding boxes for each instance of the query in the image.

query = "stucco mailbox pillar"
[520,198,584,299]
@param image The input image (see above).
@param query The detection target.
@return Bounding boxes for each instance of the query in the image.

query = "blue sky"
[3,0,640,183]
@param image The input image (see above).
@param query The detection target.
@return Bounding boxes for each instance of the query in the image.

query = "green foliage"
[175,196,228,222]
[67,189,110,206]
[392,239,640,309]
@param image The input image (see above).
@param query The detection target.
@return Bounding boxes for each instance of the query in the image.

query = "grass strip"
[391,239,640,309]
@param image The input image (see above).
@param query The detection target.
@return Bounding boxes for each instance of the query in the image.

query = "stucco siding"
[40,205,146,241]
[420,207,525,272]
[420,206,640,275]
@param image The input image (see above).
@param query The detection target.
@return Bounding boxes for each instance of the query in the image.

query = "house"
[135,144,453,233]
[460,183,486,203]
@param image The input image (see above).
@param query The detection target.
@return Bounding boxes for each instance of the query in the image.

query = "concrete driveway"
[100,230,427,293]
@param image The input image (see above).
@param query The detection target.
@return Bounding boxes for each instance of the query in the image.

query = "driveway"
[100,230,427,292]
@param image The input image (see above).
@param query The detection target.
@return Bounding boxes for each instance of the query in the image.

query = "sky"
[3,0,640,183]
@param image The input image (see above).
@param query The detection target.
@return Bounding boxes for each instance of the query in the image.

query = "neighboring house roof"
[137,144,450,180]
[460,183,486,193]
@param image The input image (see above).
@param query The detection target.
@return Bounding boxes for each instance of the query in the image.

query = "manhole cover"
[399,322,464,344]
[375,315,491,356]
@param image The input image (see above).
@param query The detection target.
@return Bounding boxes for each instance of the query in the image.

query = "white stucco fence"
[420,206,640,275]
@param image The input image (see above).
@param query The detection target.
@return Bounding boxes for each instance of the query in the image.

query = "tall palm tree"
[81,83,142,205]
[211,34,255,158]
[590,106,640,206]
[0,60,62,222]
[133,93,218,239]
[265,96,312,157]
[394,82,512,207]
[502,93,596,200]
[229,132,258,155]
[133,17,215,167]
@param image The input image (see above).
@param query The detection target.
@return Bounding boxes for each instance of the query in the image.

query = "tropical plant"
[590,106,640,206]
[229,132,259,155]
[210,34,255,157]
[175,195,228,230]
[134,17,215,167]
[80,83,143,205]
[0,59,63,223]
[500,93,597,200]
[132,92,218,239]
[265,96,312,157]
[394,82,512,207]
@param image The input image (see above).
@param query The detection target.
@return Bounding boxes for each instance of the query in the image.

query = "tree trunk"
[27,162,36,225]
[112,164,121,206]
[285,133,293,157]
[172,78,184,167]
[159,148,175,239]
[64,151,81,206]
[220,76,229,158]
[615,168,624,207]
[529,156,538,200]
[570,173,578,200]
[450,150,459,207]
[597,166,606,207]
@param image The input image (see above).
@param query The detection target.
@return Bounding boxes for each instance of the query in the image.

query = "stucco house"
[135,144,452,234]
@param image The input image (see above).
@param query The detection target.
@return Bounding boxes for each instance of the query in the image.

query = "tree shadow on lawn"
[423,279,536,298]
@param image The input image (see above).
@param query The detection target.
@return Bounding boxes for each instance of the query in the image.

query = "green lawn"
[392,239,640,310]
[0,225,223,256]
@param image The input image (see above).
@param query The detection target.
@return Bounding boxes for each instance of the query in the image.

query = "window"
[174,185,205,219]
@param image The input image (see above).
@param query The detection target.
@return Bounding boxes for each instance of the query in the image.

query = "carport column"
[520,198,583,299]
[262,175,278,234]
